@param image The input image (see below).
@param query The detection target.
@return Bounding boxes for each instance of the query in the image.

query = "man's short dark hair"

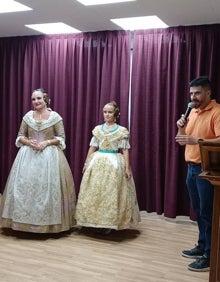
[189,76,211,90]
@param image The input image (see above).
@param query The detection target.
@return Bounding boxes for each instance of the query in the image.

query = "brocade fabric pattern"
[75,124,140,230]
[0,110,76,233]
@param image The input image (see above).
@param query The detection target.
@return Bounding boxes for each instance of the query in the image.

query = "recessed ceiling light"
[25,22,81,35]
[111,15,168,30]
[76,0,135,5]
[0,0,32,13]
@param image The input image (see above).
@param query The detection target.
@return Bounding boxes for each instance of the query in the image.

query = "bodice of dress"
[16,110,66,150]
[90,124,131,151]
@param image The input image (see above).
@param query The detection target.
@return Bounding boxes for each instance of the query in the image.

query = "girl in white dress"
[75,101,140,234]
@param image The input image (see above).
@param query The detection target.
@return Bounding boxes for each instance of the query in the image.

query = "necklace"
[102,123,119,134]
[104,123,116,129]
[34,109,47,128]
[35,113,42,125]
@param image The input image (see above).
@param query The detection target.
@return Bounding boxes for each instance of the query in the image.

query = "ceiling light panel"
[0,0,32,13]
[111,16,168,30]
[76,0,135,6]
[25,23,81,35]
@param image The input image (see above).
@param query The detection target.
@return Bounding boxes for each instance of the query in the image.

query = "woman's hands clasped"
[29,139,49,151]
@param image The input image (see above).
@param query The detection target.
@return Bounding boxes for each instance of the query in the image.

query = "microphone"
[184,101,196,120]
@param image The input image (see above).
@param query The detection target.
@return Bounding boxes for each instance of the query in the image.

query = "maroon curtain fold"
[0,30,131,194]
[130,24,220,217]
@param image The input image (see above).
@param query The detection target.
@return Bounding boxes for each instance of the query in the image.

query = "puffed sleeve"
[15,120,28,147]
[89,136,99,147]
[89,126,100,147]
[118,127,131,149]
[54,120,66,150]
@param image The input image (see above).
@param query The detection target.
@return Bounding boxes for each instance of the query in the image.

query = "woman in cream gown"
[0,88,76,233]
[75,101,140,234]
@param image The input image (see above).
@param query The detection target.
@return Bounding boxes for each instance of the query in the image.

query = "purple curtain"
[0,30,131,194]
[130,24,220,217]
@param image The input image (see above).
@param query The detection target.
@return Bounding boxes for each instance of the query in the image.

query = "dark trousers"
[186,163,214,257]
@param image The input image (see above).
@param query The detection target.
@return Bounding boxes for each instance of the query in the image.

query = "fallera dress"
[75,124,140,230]
[0,110,76,233]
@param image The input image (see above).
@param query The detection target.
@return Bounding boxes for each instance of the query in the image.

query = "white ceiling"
[1,0,220,38]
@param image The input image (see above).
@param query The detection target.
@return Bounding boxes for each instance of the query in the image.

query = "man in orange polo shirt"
[175,76,220,272]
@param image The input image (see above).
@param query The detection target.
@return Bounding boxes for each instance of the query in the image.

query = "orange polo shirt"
[185,100,220,163]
